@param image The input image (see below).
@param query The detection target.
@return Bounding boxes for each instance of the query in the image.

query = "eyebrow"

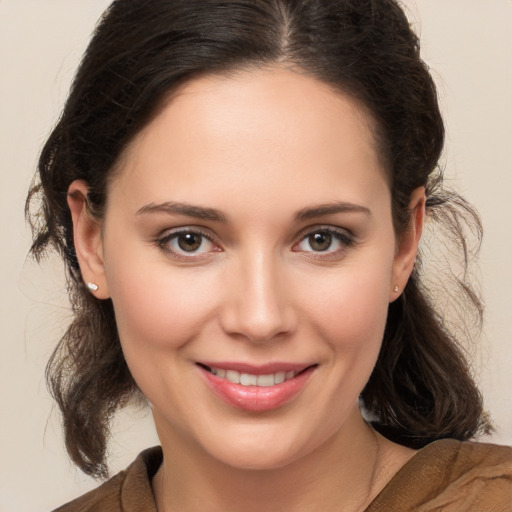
[136,200,371,223]
[136,201,228,222]
[295,202,371,221]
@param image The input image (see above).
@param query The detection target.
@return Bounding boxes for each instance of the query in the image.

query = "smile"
[205,366,298,387]
[197,363,316,411]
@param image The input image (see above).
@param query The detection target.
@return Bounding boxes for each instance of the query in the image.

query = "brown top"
[53,439,512,512]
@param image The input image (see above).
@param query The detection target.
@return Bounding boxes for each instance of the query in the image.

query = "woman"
[26,0,512,510]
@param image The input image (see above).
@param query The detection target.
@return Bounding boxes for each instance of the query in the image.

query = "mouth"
[196,362,317,411]
[197,363,314,387]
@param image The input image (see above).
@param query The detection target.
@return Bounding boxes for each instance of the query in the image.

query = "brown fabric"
[366,439,512,512]
[53,440,512,511]
[53,447,161,512]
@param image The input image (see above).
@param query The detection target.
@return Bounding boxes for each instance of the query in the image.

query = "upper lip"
[197,361,316,375]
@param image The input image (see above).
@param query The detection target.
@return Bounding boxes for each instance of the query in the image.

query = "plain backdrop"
[1,1,511,510]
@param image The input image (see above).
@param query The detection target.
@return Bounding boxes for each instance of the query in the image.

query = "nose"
[219,251,297,343]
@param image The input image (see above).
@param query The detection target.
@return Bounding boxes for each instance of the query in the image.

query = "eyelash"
[293,226,355,258]
[154,226,355,261]
[155,227,220,261]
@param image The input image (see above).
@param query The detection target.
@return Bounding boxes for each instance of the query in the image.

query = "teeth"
[257,374,275,386]
[240,373,257,386]
[209,368,298,387]
[225,370,240,384]
[274,371,286,384]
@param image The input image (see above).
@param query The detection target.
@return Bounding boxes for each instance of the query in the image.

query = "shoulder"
[52,447,162,512]
[368,439,512,512]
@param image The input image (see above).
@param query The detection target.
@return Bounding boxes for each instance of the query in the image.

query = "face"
[72,68,421,470]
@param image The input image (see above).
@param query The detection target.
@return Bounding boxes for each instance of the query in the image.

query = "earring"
[87,282,99,292]
[393,285,399,293]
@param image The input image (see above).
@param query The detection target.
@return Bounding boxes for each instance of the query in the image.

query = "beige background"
[1,1,511,510]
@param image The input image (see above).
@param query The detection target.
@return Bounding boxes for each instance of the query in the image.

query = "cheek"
[281,262,393,446]
[302,259,393,362]
[104,250,221,352]
[104,254,224,411]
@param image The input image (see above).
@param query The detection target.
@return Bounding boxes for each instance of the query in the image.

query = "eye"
[304,232,334,252]
[174,232,209,252]
[156,228,219,259]
[294,228,354,254]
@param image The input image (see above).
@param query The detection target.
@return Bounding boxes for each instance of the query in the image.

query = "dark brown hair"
[26,0,491,478]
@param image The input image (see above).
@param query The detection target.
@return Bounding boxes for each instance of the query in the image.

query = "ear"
[389,187,426,302]
[67,180,110,299]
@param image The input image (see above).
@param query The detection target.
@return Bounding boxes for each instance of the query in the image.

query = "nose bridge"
[220,246,295,342]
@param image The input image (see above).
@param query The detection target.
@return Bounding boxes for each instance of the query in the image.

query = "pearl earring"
[87,282,99,292]
[393,285,399,293]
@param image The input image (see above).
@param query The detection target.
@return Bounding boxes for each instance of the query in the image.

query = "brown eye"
[308,232,333,252]
[177,233,203,252]
[294,228,354,255]
[158,229,217,257]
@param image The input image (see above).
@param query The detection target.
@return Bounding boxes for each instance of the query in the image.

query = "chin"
[215,445,304,471]
[198,422,327,472]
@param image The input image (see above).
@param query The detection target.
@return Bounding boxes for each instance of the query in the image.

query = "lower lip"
[199,366,315,412]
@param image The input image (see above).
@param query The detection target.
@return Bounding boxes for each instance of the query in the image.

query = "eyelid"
[154,226,222,260]
[292,225,356,255]
[295,224,355,243]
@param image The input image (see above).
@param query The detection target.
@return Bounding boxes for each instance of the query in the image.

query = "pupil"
[178,233,202,252]
[309,232,332,251]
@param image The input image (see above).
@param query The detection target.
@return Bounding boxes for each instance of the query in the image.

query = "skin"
[68,67,425,511]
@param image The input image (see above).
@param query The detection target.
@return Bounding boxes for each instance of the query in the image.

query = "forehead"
[108,67,389,216]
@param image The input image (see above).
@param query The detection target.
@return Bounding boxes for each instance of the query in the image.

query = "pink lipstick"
[197,362,316,412]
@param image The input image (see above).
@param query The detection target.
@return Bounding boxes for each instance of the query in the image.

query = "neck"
[152,409,393,512]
